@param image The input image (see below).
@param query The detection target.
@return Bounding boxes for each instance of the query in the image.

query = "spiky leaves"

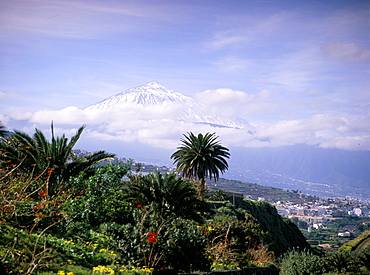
[0,121,8,138]
[125,172,211,223]
[171,132,230,197]
[0,123,114,195]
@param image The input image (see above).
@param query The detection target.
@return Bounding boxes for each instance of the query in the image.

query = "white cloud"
[0,91,19,99]
[0,0,167,41]
[208,11,292,50]
[5,99,369,152]
[0,114,10,125]
[250,114,370,150]
[194,88,278,119]
[29,106,87,125]
[8,110,33,121]
[319,135,370,151]
[209,34,246,49]
[195,88,254,106]
[323,42,370,62]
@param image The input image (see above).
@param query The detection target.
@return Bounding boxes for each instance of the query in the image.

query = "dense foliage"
[279,248,370,275]
[0,123,114,196]
[2,124,368,274]
[241,200,311,256]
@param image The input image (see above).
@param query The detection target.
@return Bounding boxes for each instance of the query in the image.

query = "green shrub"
[325,251,360,274]
[98,206,210,273]
[353,246,370,272]
[279,250,327,275]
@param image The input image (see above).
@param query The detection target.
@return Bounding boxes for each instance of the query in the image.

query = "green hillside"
[340,230,370,252]
[208,195,312,257]
[209,178,317,203]
[240,200,311,256]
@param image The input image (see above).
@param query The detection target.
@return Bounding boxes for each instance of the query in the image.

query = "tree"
[65,162,132,232]
[171,132,230,197]
[0,123,114,196]
[125,171,211,223]
[211,189,227,201]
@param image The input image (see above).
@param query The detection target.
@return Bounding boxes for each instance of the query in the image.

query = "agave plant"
[0,123,114,195]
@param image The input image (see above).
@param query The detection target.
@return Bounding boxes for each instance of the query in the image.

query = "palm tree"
[0,123,114,195]
[171,132,230,197]
[125,171,211,222]
[328,251,354,274]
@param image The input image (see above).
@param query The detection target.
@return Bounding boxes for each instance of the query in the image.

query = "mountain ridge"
[85,81,251,129]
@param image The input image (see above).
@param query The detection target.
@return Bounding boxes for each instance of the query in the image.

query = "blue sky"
[0,0,369,157]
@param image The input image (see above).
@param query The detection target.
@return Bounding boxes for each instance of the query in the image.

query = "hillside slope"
[340,231,370,252]
[240,200,311,256]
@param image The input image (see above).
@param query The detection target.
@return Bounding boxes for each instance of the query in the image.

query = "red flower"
[147,232,158,243]
[40,191,47,197]
[147,237,157,243]
[136,204,142,208]
[33,205,39,210]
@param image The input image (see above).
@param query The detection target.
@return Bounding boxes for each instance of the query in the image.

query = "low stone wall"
[192,267,279,275]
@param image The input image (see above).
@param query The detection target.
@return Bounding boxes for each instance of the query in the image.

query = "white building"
[338,231,351,237]
[353,208,362,216]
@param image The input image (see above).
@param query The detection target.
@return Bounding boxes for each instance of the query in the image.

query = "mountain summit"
[85,81,195,109]
[85,81,251,129]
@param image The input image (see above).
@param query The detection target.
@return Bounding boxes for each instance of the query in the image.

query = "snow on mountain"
[85,81,251,129]
[85,81,195,109]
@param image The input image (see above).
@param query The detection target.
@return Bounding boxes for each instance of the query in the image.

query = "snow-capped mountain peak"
[85,81,194,110]
[85,81,251,129]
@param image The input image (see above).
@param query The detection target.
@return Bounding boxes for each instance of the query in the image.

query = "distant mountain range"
[83,81,370,200]
[225,145,370,199]
[85,81,251,129]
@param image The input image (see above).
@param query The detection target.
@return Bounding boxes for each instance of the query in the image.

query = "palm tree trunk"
[195,178,208,199]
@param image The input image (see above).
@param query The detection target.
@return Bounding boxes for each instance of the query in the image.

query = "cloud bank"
[4,88,369,153]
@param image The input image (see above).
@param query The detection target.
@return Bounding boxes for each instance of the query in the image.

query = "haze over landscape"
[1,0,369,198]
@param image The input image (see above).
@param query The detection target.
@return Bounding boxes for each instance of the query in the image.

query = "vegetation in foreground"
[0,122,369,275]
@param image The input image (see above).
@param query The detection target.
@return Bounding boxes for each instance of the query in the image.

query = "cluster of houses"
[273,199,370,219]
[271,198,370,237]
